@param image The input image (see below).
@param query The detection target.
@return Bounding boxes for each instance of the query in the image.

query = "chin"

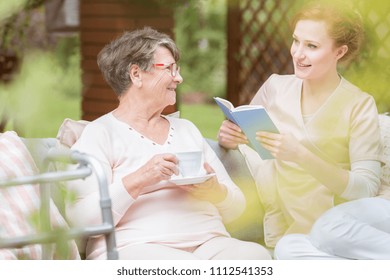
[294,70,311,80]
[168,95,176,105]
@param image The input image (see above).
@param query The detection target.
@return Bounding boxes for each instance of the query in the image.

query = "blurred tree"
[0,0,46,55]
[0,0,81,135]
[175,0,226,101]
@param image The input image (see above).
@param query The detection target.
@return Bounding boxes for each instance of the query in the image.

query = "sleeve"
[65,122,135,228]
[250,74,282,109]
[249,74,277,107]
[341,160,381,200]
[202,138,246,223]
[349,96,382,163]
[340,94,382,199]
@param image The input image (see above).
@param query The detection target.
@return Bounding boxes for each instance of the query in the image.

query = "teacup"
[175,151,202,177]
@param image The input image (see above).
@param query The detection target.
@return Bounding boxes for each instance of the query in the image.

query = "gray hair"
[97,27,180,96]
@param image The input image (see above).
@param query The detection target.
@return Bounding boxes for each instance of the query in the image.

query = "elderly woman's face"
[143,46,183,107]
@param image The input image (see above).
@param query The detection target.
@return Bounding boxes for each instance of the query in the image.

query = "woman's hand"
[256,131,306,163]
[122,153,179,197]
[218,120,249,149]
[179,163,227,204]
[141,153,179,181]
[258,131,353,195]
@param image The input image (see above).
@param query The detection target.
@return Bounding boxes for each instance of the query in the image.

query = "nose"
[292,43,305,60]
[174,71,183,84]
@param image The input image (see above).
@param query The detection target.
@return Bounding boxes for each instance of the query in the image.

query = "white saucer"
[169,173,215,186]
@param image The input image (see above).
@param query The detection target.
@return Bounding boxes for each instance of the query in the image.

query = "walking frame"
[0,148,119,260]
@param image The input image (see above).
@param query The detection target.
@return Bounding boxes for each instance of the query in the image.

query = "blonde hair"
[290,1,364,62]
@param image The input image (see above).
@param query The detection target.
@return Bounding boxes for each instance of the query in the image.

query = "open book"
[214,97,279,159]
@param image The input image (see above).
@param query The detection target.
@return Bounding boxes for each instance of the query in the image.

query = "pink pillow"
[0,131,80,259]
[56,118,89,148]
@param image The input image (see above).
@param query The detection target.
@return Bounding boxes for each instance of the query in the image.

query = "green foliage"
[0,0,27,22]
[29,207,77,259]
[0,0,46,54]
[0,0,28,52]
[341,0,390,113]
[0,38,81,137]
[342,58,390,114]
[53,36,82,98]
[174,0,227,100]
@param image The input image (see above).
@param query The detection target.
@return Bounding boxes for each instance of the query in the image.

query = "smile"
[296,62,311,67]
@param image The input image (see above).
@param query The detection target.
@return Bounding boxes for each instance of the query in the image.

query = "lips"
[296,62,311,67]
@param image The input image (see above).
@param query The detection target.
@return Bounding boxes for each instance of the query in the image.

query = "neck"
[113,92,162,126]
[302,72,341,97]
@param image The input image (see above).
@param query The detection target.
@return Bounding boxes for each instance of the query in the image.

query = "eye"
[307,43,317,49]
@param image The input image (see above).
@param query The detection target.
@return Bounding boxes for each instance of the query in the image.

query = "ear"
[129,64,142,87]
[336,45,348,60]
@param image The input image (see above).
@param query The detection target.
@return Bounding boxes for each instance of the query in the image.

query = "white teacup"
[175,151,202,177]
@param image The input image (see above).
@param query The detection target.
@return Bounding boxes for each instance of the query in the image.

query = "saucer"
[169,173,215,186]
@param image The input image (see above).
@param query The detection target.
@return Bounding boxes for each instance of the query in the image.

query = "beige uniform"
[241,74,382,247]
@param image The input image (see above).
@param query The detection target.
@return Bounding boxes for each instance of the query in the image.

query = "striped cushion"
[0,131,79,259]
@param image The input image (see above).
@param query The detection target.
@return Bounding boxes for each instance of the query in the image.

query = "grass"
[179,103,225,140]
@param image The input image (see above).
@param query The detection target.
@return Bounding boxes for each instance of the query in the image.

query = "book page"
[214,97,234,110]
[233,105,265,112]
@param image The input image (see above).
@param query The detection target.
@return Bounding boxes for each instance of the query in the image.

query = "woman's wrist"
[209,183,228,204]
[122,172,145,198]
[295,144,311,166]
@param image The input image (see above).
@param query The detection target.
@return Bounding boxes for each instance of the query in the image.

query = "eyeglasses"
[153,62,180,77]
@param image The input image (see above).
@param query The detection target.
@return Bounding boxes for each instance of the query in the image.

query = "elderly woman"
[66,27,271,260]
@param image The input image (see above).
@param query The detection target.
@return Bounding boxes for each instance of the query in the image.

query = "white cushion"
[378,114,390,199]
